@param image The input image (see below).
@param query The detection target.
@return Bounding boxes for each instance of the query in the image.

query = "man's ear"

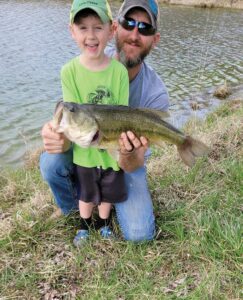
[152,32,160,49]
[112,20,119,33]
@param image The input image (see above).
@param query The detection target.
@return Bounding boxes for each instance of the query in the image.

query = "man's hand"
[118,131,149,173]
[41,121,71,154]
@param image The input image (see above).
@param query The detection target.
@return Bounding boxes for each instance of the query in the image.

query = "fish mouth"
[91,130,100,145]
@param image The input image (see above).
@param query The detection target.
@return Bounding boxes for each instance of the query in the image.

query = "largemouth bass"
[53,102,209,167]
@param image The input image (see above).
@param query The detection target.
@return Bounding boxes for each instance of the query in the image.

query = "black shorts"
[75,165,127,205]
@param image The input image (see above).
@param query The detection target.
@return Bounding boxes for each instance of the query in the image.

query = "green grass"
[0,102,242,299]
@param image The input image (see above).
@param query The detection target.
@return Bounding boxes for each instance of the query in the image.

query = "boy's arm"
[118,131,149,173]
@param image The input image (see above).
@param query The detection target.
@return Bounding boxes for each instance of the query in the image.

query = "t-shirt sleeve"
[61,64,79,103]
[146,87,169,111]
[143,69,169,111]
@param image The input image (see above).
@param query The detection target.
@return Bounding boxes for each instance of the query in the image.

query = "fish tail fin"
[178,136,209,167]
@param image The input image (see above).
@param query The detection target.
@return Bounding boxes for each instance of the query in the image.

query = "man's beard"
[115,37,153,68]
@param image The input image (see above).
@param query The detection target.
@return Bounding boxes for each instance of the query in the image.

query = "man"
[40,0,169,242]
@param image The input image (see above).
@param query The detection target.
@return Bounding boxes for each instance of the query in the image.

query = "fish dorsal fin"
[138,108,170,120]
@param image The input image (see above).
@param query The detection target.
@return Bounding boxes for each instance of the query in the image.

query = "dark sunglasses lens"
[121,19,135,31]
[119,18,155,36]
[138,27,156,36]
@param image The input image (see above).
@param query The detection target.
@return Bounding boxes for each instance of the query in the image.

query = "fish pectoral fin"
[107,148,120,161]
[178,136,210,167]
[55,126,65,133]
[52,101,64,132]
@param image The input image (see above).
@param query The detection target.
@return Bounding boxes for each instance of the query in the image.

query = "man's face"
[115,9,160,68]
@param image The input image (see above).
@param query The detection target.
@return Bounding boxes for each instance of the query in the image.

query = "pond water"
[0,0,242,168]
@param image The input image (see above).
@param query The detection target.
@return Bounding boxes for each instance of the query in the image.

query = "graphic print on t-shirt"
[87,86,114,104]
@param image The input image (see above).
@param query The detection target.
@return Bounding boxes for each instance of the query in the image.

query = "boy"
[62,0,129,247]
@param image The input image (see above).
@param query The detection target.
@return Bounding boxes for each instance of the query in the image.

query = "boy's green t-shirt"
[61,57,129,171]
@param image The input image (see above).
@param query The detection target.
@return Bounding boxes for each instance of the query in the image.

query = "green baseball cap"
[70,0,113,24]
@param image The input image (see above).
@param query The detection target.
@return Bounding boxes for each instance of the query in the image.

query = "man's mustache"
[122,39,142,48]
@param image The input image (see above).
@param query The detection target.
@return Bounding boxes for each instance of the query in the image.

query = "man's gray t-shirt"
[129,62,169,111]
[105,46,169,111]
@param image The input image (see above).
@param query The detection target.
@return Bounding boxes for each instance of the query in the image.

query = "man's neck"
[127,64,142,82]
[114,53,142,82]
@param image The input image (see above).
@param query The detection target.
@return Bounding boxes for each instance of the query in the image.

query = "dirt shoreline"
[158,0,243,9]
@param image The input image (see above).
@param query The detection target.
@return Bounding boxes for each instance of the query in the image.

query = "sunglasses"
[118,17,156,36]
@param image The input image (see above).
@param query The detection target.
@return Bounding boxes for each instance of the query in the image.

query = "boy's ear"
[69,24,75,39]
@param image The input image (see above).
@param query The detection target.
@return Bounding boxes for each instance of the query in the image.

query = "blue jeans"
[40,149,155,242]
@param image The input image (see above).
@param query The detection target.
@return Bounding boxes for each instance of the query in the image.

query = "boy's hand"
[41,121,71,154]
[118,131,149,172]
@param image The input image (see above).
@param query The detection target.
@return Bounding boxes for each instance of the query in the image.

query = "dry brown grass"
[24,146,44,170]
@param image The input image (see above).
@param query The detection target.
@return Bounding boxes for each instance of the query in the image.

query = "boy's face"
[70,14,113,60]
[114,9,160,68]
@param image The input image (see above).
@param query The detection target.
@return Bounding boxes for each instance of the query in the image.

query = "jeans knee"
[39,151,73,182]
[40,152,56,182]
[122,223,155,242]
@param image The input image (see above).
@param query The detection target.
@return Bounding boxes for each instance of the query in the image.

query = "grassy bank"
[0,101,242,299]
[158,0,243,9]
